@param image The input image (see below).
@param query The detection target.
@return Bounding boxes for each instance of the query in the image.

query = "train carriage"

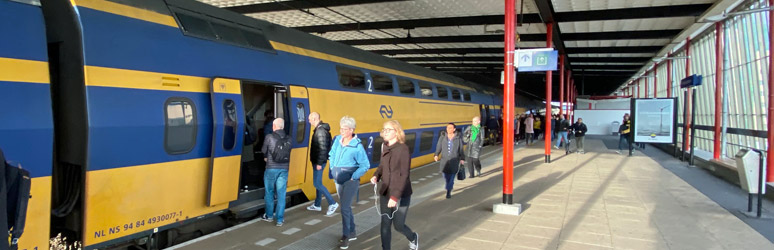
[0,0,535,249]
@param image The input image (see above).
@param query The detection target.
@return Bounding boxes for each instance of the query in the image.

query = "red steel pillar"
[768,0,774,181]
[714,22,724,160]
[559,67,565,118]
[502,0,516,204]
[667,52,672,98]
[645,71,649,98]
[545,22,554,163]
[685,37,693,153]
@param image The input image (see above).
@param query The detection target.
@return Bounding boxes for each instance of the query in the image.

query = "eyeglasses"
[381,128,395,133]
[340,127,353,131]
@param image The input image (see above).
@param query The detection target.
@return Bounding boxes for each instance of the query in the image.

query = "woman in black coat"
[371,120,419,250]
[434,123,465,199]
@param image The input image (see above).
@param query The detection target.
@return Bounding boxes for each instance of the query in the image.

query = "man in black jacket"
[572,118,588,154]
[306,112,338,216]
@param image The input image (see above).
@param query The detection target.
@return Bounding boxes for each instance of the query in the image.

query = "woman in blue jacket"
[329,116,370,249]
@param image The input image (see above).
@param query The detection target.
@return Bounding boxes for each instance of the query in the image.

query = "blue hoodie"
[328,134,370,181]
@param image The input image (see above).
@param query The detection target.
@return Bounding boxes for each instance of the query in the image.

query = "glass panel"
[223,99,237,151]
[397,78,415,95]
[176,12,216,40]
[452,89,462,100]
[242,29,274,51]
[165,99,197,154]
[211,22,249,46]
[295,103,306,143]
[437,86,448,99]
[337,66,366,89]
[419,131,434,152]
[464,92,472,102]
[372,73,394,92]
[405,132,416,155]
[419,82,434,97]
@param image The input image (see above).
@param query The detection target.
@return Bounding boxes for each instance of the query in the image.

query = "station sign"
[516,49,558,72]
[680,74,703,88]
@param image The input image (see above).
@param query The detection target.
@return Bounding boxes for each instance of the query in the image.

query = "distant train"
[0,0,538,249]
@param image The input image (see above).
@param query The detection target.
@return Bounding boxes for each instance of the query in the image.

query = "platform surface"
[167,136,773,250]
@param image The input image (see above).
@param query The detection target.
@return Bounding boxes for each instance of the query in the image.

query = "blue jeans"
[313,167,335,207]
[264,168,288,223]
[336,179,358,238]
[555,131,569,147]
[443,172,455,191]
[619,134,632,151]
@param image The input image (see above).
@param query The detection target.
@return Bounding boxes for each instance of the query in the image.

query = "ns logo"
[379,105,393,119]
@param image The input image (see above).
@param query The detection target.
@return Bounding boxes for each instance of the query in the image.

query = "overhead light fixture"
[699,6,774,23]
[652,56,690,63]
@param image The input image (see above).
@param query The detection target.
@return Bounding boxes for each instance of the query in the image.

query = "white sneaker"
[553,146,559,149]
[409,232,419,250]
[307,205,321,211]
[327,203,339,216]
[616,150,621,154]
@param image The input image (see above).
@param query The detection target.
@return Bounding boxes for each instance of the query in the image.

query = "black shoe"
[339,239,349,249]
[446,190,451,199]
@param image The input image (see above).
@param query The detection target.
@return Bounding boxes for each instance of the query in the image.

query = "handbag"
[456,162,466,180]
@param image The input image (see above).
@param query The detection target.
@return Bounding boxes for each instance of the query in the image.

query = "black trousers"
[467,157,481,177]
[379,195,415,250]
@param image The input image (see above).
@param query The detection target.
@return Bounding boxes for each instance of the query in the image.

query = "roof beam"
[372,46,659,55]
[338,30,680,45]
[533,0,568,60]
[225,0,407,14]
[292,4,711,33]
[396,56,650,63]
[295,14,542,33]
[554,4,712,22]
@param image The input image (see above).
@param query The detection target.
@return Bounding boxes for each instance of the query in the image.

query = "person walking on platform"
[514,114,521,145]
[463,116,485,178]
[370,120,420,250]
[524,114,534,145]
[306,112,339,215]
[617,114,632,154]
[260,118,290,227]
[329,116,370,249]
[434,123,465,199]
[533,116,542,141]
[554,115,571,150]
[572,118,588,154]
[551,115,558,140]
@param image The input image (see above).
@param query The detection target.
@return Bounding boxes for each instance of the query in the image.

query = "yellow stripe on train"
[0,57,49,84]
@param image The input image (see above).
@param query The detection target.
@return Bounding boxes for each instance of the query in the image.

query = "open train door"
[207,78,245,206]
[286,85,311,187]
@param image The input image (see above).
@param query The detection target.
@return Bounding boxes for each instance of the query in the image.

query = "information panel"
[632,98,677,144]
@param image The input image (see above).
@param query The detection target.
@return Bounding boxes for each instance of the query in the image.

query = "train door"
[207,78,245,206]
[286,85,310,188]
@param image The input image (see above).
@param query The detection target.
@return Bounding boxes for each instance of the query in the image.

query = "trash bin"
[735,149,767,194]
[611,121,620,135]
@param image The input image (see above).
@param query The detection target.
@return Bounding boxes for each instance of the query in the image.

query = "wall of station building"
[630,0,770,159]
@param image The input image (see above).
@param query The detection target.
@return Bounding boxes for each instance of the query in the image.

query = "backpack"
[271,133,292,163]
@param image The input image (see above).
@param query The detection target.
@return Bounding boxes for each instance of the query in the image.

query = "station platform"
[166,136,773,250]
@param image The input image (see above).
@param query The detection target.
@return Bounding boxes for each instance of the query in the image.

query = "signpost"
[516,49,558,72]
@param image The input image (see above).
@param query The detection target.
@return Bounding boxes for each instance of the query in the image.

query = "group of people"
[259,113,488,249]
[513,113,588,154]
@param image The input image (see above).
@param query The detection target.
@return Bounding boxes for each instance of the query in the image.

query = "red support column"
[637,79,641,98]
[667,52,673,98]
[714,22,724,160]
[654,63,659,98]
[645,71,649,98]
[545,23,554,163]
[559,67,565,118]
[768,0,774,182]
[502,0,516,204]
[685,37,693,153]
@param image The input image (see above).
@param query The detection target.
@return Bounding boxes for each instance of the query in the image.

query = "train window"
[436,86,449,99]
[212,22,249,47]
[371,136,384,164]
[405,132,416,155]
[165,98,197,154]
[337,66,366,89]
[295,103,306,143]
[419,131,434,152]
[397,78,415,96]
[176,12,216,40]
[464,92,472,102]
[452,89,462,100]
[419,82,434,97]
[223,99,237,151]
[371,73,394,93]
[242,29,275,52]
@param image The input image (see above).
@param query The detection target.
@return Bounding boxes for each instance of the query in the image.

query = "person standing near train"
[463,116,484,178]
[328,116,370,249]
[260,118,290,227]
[306,112,339,215]
[434,123,465,199]
[370,120,419,250]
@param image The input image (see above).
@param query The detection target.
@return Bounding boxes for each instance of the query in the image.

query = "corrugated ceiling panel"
[550,0,715,12]
[559,17,696,32]
[565,39,670,47]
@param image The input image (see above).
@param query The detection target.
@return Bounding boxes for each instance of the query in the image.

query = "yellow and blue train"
[0,0,538,249]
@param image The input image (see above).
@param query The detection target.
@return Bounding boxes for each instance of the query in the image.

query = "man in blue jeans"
[261,118,290,226]
[554,115,571,150]
[306,112,339,215]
